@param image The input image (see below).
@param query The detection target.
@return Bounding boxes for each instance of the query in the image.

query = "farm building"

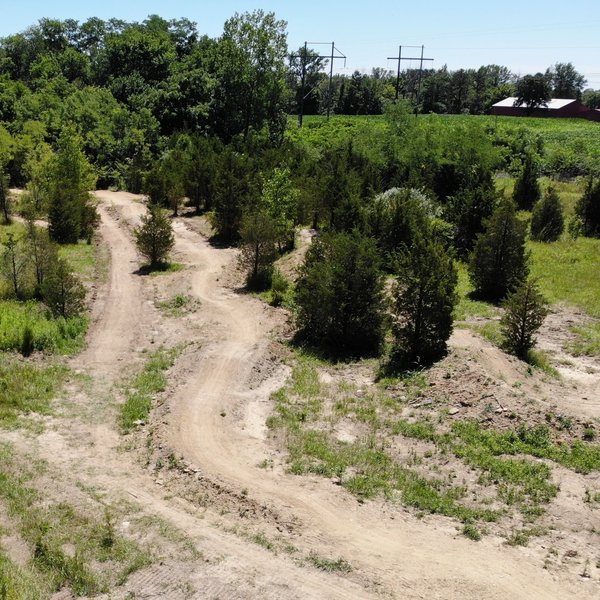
[490,97,594,119]
[584,109,600,122]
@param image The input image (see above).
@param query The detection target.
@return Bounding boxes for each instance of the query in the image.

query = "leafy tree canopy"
[514,73,551,114]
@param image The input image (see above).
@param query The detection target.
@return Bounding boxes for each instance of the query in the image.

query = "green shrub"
[530,186,564,242]
[469,199,528,302]
[501,279,549,360]
[269,269,289,306]
[20,325,34,357]
[463,523,482,541]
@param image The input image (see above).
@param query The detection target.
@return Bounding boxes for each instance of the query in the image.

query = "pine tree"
[47,126,97,244]
[134,204,175,269]
[1,233,28,299]
[501,279,549,360]
[41,258,86,318]
[574,177,600,237]
[513,152,541,211]
[295,231,385,356]
[365,187,432,269]
[391,234,458,367]
[239,210,278,290]
[446,180,498,258]
[530,186,564,242]
[469,199,528,302]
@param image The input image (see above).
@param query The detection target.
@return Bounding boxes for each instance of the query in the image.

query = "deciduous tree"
[545,62,586,100]
[239,210,277,290]
[514,73,551,114]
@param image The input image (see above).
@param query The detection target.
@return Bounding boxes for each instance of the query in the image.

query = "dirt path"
[16,191,593,599]
[29,192,367,599]
[73,192,145,378]
[109,199,591,599]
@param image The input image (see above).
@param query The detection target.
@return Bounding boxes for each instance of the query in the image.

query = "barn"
[584,109,600,122]
[491,97,590,118]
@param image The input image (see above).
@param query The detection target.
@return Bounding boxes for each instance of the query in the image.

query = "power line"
[387,45,434,114]
[290,41,346,127]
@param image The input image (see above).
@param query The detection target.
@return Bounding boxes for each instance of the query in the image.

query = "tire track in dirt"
[74,191,145,378]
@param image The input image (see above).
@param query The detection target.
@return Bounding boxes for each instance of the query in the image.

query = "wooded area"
[1,11,599,364]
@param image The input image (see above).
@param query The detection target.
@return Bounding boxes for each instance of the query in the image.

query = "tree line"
[287,57,597,117]
[2,11,600,366]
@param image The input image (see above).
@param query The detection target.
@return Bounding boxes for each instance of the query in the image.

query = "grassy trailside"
[0,222,97,355]
[266,356,600,543]
[0,443,152,598]
[119,347,181,433]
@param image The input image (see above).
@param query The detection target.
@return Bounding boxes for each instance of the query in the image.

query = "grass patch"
[527,349,560,377]
[570,322,600,357]
[452,421,600,475]
[306,551,352,573]
[454,263,501,321]
[505,526,548,547]
[138,262,183,276]
[0,221,26,240]
[269,363,498,523]
[469,322,503,347]
[0,355,68,428]
[156,294,196,317]
[270,354,600,530]
[119,347,181,433]
[529,237,600,317]
[58,241,97,283]
[0,301,87,354]
[463,523,482,541]
[0,444,151,595]
[0,551,47,600]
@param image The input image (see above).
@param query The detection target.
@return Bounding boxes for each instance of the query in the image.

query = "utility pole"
[290,42,346,127]
[387,44,433,115]
[298,41,308,128]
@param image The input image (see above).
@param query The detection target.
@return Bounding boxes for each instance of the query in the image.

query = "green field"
[289,114,600,177]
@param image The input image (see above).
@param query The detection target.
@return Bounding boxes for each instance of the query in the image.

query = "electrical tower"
[290,41,346,127]
[387,45,434,115]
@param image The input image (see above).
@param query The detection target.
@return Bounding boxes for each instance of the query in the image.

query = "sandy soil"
[3,191,598,599]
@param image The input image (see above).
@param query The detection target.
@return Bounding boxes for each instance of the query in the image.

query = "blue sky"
[3,1,600,86]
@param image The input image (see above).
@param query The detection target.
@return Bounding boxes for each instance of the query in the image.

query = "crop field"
[290,114,600,176]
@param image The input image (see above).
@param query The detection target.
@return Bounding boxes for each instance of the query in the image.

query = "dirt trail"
[99,199,590,599]
[49,191,367,599]
[25,191,593,599]
[73,191,145,378]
